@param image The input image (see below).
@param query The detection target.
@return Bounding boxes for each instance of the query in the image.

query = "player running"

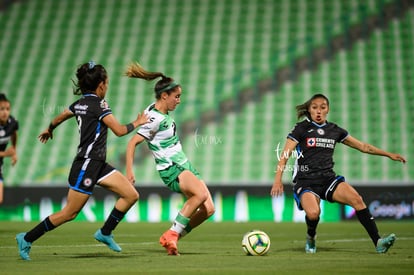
[270,93,406,254]
[16,61,148,260]
[124,62,215,255]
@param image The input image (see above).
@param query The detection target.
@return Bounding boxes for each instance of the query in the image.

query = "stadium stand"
[0,0,410,186]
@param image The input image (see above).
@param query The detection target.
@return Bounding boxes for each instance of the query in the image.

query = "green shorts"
[158,161,201,193]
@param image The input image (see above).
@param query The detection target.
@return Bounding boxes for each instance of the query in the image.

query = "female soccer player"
[0,93,18,204]
[125,62,215,255]
[270,93,406,254]
[16,61,148,260]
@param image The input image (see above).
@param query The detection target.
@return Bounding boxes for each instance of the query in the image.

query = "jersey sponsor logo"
[74,103,89,115]
[307,137,336,149]
[306,138,316,147]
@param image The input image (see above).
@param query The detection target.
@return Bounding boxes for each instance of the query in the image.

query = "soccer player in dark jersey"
[270,94,406,254]
[16,61,148,261]
[0,93,18,204]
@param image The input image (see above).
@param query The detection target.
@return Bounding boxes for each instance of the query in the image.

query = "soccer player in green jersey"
[125,62,215,255]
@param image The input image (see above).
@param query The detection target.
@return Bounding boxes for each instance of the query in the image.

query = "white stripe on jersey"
[137,103,187,170]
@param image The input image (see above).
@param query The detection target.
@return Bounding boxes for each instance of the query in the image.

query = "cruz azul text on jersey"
[306,137,335,148]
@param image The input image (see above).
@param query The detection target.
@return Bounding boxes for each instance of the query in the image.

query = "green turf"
[1,221,413,274]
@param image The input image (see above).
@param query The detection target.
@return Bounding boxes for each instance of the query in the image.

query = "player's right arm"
[38,109,75,143]
[125,134,146,184]
[270,138,297,197]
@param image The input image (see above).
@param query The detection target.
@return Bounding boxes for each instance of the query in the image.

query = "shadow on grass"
[68,252,135,259]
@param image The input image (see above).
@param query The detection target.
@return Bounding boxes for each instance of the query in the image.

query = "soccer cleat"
[16,232,32,261]
[305,235,316,254]
[376,233,396,253]
[94,229,122,252]
[159,229,180,256]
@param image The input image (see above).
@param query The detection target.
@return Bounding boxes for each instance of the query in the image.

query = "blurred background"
[0,0,412,222]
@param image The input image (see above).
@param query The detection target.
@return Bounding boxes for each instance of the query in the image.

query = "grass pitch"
[1,221,413,274]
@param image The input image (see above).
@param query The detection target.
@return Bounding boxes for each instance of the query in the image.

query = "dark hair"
[0,93,9,102]
[125,62,179,99]
[296,93,330,119]
[73,62,107,95]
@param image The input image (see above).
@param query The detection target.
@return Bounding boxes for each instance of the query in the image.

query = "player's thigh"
[64,188,90,213]
[179,170,209,200]
[300,192,321,216]
[99,170,138,199]
[332,182,365,209]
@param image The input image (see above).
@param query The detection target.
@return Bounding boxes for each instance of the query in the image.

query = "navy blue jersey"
[0,115,18,167]
[288,118,348,181]
[68,94,112,161]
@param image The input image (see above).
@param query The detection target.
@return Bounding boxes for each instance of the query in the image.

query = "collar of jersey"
[306,117,327,128]
[150,103,168,115]
[83,93,98,97]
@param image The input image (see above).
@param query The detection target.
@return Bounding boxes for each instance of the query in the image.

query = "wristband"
[126,123,134,133]
[48,122,56,132]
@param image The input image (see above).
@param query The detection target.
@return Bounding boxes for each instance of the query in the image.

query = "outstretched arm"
[270,138,298,197]
[343,135,406,163]
[102,112,149,137]
[125,134,146,184]
[38,109,74,143]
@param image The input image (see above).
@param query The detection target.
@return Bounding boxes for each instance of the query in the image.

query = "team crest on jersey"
[83,178,92,187]
[306,137,316,147]
[100,100,110,110]
[317,128,325,135]
[160,121,169,130]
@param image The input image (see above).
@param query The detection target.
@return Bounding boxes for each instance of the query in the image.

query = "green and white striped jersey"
[137,103,187,170]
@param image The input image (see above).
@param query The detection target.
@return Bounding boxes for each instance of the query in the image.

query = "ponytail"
[125,61,179,99]
[125,62,165,81]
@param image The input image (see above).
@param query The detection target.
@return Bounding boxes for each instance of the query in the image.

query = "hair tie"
[88,60,96,69]
[157,82,179,93]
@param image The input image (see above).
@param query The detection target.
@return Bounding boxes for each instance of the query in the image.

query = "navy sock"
[356,208,380,245]
[24,216,56,243]
[101,208,125,235]
[305,216,319,238]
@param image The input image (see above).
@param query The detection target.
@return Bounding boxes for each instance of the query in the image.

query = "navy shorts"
[68,158,116,195]
[293,175,345,210]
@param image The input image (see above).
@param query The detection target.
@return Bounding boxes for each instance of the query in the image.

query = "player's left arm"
[10,130,17,165]
[343,135,406,163]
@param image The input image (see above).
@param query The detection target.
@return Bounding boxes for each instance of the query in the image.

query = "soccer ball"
[242,230,271,256]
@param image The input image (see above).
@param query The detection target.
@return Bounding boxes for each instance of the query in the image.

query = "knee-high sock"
[170,212,190,235]
[101,207,126,235]
[24,216,56,243]
[356,208,380,245]
[305,216,319,238]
